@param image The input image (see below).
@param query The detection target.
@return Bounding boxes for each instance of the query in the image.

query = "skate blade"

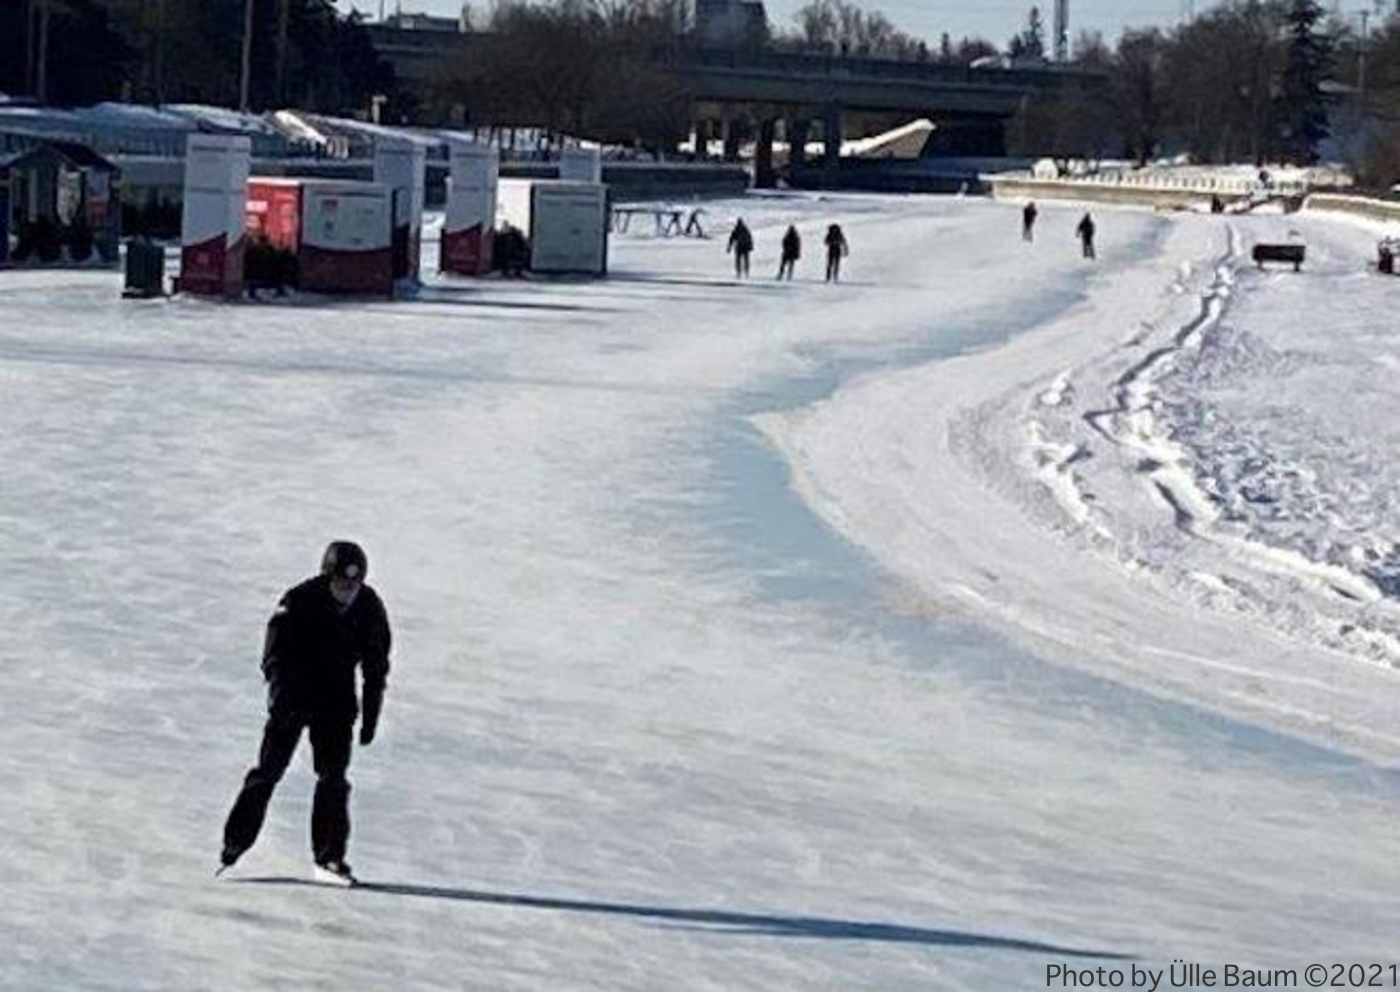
[311,865,357,887]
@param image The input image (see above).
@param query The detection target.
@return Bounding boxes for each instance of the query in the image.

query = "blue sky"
[363,1,1218,44]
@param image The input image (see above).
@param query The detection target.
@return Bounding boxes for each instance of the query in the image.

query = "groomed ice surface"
[2,196,1399,991]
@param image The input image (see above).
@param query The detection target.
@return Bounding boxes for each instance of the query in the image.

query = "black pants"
[223,711,354,864]
[826,252,842,282]
[734,251,750,278]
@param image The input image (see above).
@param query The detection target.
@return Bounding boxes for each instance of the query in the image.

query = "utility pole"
[1358,8,1370,111]
[36,0,51,103]
[240,0,256,112]
[275,0,291,107]
[1053,0,1069,62]
[154,0,167,105]
[24,0,36,98]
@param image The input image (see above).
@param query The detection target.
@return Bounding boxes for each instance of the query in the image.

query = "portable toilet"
[498,178,609,276]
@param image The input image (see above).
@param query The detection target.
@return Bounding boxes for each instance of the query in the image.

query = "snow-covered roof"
[166,104,285,137]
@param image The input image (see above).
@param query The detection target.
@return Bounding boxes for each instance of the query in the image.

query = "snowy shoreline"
[758,210,1400,764]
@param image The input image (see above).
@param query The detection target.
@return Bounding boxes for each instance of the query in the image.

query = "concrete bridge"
[365,26,1107,184]
[665,48,1106,185]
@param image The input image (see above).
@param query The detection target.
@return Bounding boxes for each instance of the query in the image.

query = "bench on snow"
[1252,242,1305,271]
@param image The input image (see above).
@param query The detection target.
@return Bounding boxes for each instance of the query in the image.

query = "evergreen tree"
[1277,0,1332,164]
[1009,6,1046,62]
[0,0,133,104]
[0,2,25,95]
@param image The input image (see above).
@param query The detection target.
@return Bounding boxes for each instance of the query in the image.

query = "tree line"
[0,0,393,116]
[2,0,1396,186]
[433,0,1387,179]
[1016,0,1399,184]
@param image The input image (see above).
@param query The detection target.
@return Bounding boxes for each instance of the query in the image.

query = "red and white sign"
[441,139,499,276]
[300,182,394,296]
[179,134,250,297]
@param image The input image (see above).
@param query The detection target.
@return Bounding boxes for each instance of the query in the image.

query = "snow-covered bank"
[760,210,1400,763]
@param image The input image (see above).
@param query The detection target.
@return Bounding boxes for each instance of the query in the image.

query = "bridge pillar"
[821,104,843,188]
[722,117,741,163]
[755,118,776,188]
[789,118,811,173]
[692,119,712,159]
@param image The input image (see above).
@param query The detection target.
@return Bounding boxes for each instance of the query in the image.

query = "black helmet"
[321,541,368,581]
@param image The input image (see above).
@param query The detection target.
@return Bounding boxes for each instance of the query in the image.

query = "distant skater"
[1076,212,1097,259]
[777,225,801,280]
[727,218,754,279]
[1022,201,1039,242]
[824,223,849,282]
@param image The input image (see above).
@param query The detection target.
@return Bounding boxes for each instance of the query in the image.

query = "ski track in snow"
[4,197,1400,991]
[762,208,1400,764]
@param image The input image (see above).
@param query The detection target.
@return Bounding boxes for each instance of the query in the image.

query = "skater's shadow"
[609,273,791,292]
[234,877,1125,957]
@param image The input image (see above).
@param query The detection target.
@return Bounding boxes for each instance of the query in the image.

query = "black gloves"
[359,683,383,747]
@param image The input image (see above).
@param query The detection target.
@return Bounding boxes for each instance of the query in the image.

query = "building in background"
[383,11,466,33]
[695,0,768,48]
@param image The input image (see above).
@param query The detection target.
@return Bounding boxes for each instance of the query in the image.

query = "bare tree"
[788,0,923,59]
[1162,2,1286,164]
[435,0,693,151]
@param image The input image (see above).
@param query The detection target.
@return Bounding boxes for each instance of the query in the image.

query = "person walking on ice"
[218,541,391,885]
[1076,212,1097,259]
[1022,201,1038,242]
[824,223,849,282]
[777,225,801,280]
[727,218,754,279]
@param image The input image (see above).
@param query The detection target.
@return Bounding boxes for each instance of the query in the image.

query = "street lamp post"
[1357,9,1370,112]
[35,0,51,103]
[240,0,256,111]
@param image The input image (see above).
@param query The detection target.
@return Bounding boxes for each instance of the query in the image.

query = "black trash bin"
[123,238,166,298]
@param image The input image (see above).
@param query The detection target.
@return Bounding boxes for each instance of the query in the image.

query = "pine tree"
[1277,0,1333,164]
[1023,6,1046,60]
[1008,7,1045,62]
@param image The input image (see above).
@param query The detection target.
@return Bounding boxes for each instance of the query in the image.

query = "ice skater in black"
[777,225,801,280]
[219,541,391,883]
[727,218,754,278]
[824,223,849,282]
[1076,212,1097,259]
[1022,201,1039,242]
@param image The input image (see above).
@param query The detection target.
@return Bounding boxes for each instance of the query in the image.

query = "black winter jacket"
[261,576,391,727]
